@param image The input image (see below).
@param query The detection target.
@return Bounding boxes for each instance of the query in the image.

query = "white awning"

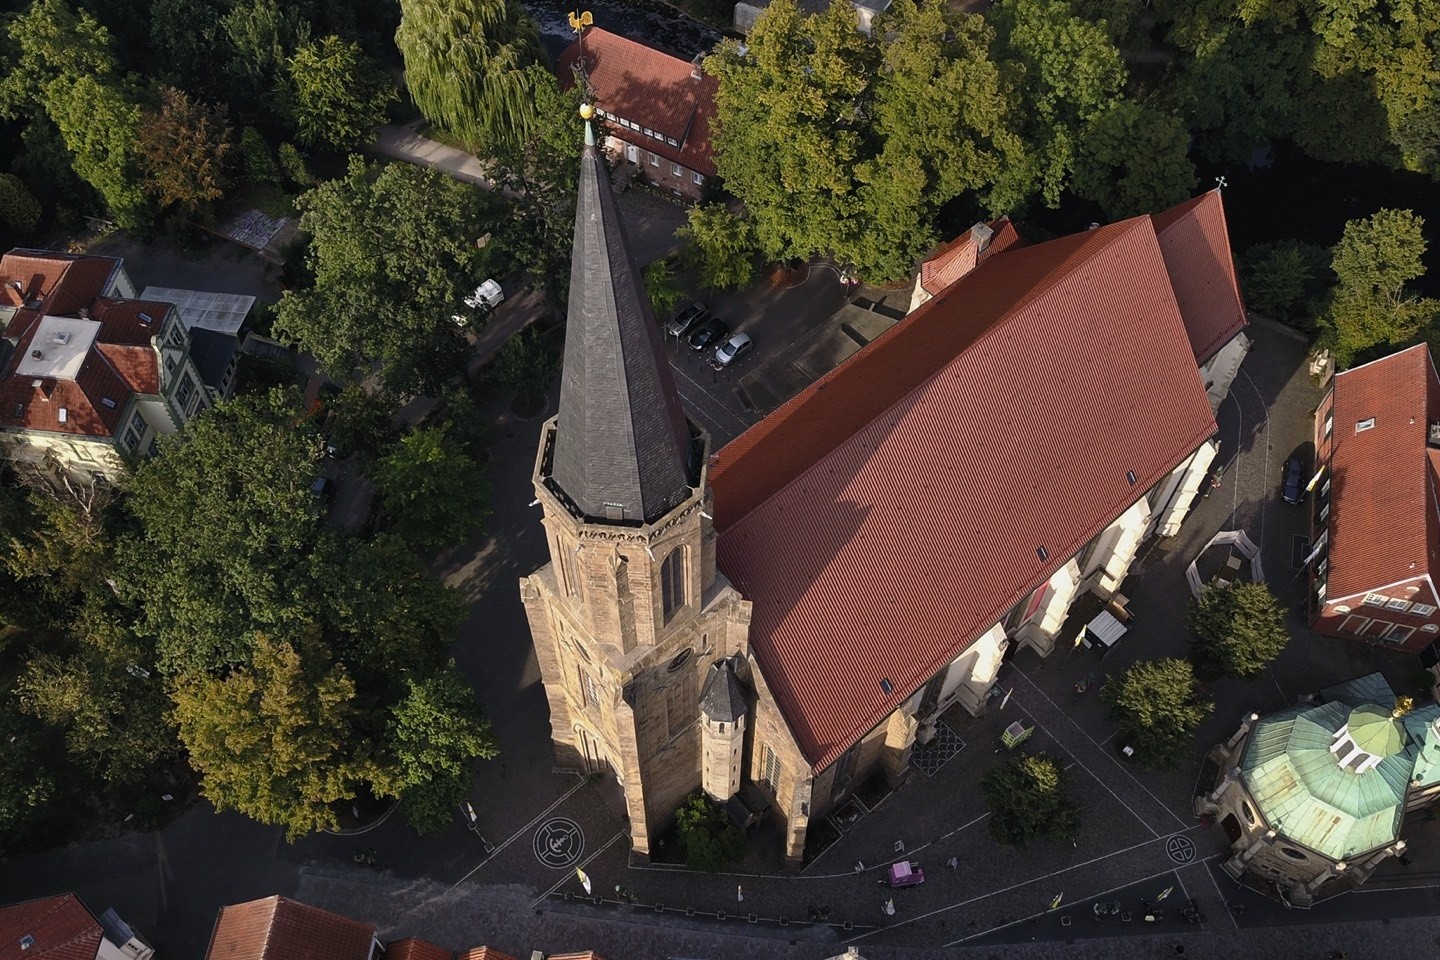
[1084,609,1129,649]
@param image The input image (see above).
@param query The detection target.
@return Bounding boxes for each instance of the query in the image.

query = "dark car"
[666,299,708,338]
[1281,456,1305,504]
[311,476,335,502]
[688,317,729,352]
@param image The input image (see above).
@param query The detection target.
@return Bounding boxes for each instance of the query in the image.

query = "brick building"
[1307,344,1440,651]
[0,249,239,481]
[0,893,153,960]
[556,29,716,201]
[521,114,1246,865]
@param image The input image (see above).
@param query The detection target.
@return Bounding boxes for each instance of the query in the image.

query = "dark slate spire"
[550,114,692,524]
[700,658,747,724]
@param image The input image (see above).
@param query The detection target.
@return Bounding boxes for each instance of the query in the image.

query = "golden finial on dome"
[1394,696,1415,719]
[579,103,595,121]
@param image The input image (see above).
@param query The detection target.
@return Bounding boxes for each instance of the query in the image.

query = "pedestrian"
[737,884,744,903]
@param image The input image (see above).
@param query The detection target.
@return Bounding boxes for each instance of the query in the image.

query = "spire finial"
[580,103,595,146]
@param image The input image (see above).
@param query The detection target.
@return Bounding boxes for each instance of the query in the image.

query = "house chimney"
[79,307,89,319]
[969,221,994,255]
[691,53,704,80]
[529,952,545,960]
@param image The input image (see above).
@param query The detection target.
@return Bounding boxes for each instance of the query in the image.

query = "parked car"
[666,299,708,338]
[710,332,754,369]
[454,279,504,326]
[688,317,729,352]
[1281,456,1305,504]
[310,476,334,502]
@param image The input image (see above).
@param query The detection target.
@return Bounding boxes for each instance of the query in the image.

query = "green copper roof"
[1348,704,1405,756]
[1240,700,1412,861]
[1403,705,1440,789]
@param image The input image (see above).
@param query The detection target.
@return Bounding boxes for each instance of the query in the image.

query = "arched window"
[661,547,685,620]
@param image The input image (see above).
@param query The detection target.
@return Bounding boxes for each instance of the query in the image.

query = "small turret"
[699,658,748,802]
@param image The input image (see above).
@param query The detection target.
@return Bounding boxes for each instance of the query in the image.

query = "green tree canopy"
[136,86,232,220]
[0,0,119,121]
[169,634,380,839]
[45,75,151,229]
[1318,208,1440,368]
[1241,239,1331,327]
[222,0,312,124]
[678,203,758,291]
[1186,581,1292,680]
[990,0,1127,207]
[1101,657,1213,769]
[384,665,497,833]
[288,35,395,151]
[373,425,490,550]
[395,0,545,152]
[275,159,499,395]
[708,0,1024,282]
[118,388,324,673]
[488,327,559,401]
[1072,100,1197,219]
[0,173,42,235]
[980,751,1083,847]
[675,792,746,871]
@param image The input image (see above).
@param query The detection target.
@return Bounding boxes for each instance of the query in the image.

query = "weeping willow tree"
[396,0,545,152]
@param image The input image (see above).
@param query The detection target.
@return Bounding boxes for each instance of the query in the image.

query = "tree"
[1241,240,1331,328]
[990,0,1127,207]
[169,635,382,839]
[136,86,232,219]
[1317,209,1440,368]
[643,259,687,318]
[118,388,324,673]
[148,0,233,99]
[678,204,758,291]
[0,700,58,854]
[1186,581,1292,680]
[373,425,490,549]
[275,159,498,395]
[488,327,560,403]
[708,0,1023,281]
[321,381,403,465]
[980,752,1082,847]
[0,0,119,121]
[675,792,745,871]
[223,0,312,124]
[15,597,178,785]
[385,666,497,833]
[1101,658,1213,769]
[239,126,280,185]
[1072,101,1197,219]
[288,35,395,151]
[0,174,41,234]
[45,75,151,228]
[1,474,116,630]
[395,0,545,151]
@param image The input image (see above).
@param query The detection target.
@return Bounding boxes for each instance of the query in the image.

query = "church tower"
[519,108,752,860]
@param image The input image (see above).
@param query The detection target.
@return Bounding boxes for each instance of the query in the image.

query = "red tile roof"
[457,949,520,960]
[204,896,375,960]
[557,29,717,177]
[713,216,1217,770]
[0,251,118,318]
[0,895,101,960]
[387,939,453,960]
[1323,344,1440,602]
[0,254,171,440]
[919,219,1025,296]
[1150,190,1248,363]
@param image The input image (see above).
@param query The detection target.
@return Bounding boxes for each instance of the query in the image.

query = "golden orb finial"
[579,102,595,121]
[1394,696,1415,719]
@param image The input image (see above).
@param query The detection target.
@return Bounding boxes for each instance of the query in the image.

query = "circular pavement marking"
[534,817,585,869]
[1165,834,1196,864]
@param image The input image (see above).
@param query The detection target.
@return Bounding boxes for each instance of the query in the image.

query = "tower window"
[760,744,780,794]
[661,547,685,621]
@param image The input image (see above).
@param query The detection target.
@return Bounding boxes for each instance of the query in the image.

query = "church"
[520,109,1248,867]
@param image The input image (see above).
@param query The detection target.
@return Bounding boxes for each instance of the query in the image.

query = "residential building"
[557,29,717,201]
[912,191,1252,413]
[1196,673,1440,905]
[0,249,239,481]
[204,895,600,960]
[1307,344,1440,652]
[0,893,153,960]
[520,110,1228,866]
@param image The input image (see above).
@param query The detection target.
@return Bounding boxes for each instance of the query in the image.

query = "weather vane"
[568,10,593,35]
[1215,175,1229,189]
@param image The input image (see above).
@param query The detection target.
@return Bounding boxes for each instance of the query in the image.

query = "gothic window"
[665,679,691,738]
[760,744,780,794]
[661,547,685,621]
[579,668,601,709]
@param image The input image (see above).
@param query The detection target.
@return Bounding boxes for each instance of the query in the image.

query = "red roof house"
[1309,344,1440,652]
[557,28,717,200]
[0,894,151,960]
[713,210,1219,769]
[205,897,377,960]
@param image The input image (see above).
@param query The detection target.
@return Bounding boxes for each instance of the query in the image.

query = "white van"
[454,279,504,326]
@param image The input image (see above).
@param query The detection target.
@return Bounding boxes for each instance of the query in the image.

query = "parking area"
[658,268,909,448]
